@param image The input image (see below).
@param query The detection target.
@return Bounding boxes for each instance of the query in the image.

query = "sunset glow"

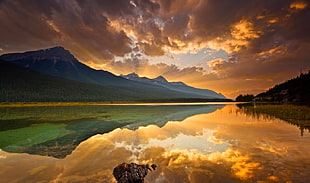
[0,0,309,98]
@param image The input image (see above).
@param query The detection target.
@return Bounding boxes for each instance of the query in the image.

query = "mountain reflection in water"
[0,104,310,183]
[0,104,224,158]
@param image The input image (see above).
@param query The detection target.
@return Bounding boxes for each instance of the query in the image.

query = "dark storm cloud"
[188,0,299,42]
[211,0,310,79]
[123,0,310,60]
[0,0,133,60]
[0,0,61,50]
[169,0,310,88]
[122,0,309,79]
[163,13,190,41]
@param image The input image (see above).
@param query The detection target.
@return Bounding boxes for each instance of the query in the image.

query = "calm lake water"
[0,103,309,183]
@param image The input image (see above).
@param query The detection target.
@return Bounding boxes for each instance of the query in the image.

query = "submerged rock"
[113,163,157,183]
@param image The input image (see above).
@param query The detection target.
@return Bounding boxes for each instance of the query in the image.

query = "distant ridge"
[0,46,228,101]
[121,73,226,99]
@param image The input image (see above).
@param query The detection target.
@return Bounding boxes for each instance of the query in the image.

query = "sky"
[0,0,309,99]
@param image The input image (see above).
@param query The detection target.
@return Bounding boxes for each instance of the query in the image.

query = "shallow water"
[0,103,309,182]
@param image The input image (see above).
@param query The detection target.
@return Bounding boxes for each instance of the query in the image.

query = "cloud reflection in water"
[0,105,310,183]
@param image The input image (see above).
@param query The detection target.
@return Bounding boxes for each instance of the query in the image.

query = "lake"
[0,103,309,182]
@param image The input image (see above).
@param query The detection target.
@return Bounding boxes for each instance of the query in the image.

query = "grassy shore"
[0,98,233,107]
[0,102,104,107]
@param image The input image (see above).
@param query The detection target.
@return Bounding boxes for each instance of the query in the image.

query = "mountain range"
[0,59,150,102]
[121,73,225,99]
[0,46,227,102]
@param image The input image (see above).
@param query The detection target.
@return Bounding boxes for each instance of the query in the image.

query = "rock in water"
[113,163,157,183]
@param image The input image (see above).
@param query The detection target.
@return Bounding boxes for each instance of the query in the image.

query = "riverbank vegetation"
[0,98,233,108]
[238,104,310,136]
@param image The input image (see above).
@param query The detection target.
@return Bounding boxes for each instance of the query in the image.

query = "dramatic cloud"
[0,0,133,61]
[0,0,309,98]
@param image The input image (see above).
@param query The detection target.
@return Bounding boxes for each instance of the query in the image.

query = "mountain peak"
[120,72,140,80]
[44,46,66,52]
[120,73,226,99]
[127,72,139,78]
[39,46,76,61]
[154,76,168,83]
[0,46,77,63]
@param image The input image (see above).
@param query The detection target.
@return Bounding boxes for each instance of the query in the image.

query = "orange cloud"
[207,58,226,68]
[290,1,308,10]
[231,20,261,40]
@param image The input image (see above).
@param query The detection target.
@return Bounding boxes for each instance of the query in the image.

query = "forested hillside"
[0,60,144,102]
[255,71,310,105]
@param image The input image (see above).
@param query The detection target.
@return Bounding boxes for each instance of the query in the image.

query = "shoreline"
[0,101,238,107]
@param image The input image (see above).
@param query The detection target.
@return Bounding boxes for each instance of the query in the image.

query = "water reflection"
[236,103,310,136]
[0,104,224,158]
[1,104,310,183]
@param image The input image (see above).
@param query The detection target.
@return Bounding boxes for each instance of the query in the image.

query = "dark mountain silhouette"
[0,46,227,100]
[0,60,146,102]
[255,71,310,105]
[0,46,138,86]
[121,73,226,99]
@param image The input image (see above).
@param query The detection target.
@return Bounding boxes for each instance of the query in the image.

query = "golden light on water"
[1,104,309,182]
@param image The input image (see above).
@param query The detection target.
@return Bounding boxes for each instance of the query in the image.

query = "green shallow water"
[0,104,223,158]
